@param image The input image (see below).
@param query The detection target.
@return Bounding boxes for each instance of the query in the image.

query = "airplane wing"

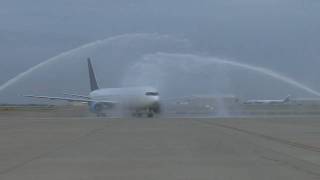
[62,92,90,99]
[23,95,116,104]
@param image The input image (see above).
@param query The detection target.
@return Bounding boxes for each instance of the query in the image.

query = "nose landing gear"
[131,108,155,118]
[147,110,154,118]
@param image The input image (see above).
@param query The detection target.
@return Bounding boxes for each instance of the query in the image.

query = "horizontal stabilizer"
[63,92,90,99]
[23,95,116,105]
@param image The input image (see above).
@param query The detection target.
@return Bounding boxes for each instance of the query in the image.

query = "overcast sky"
[0,0,320,102]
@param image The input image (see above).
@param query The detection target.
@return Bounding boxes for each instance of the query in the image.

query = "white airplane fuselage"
[90,86,160,110]
[245,100,284,104]
[245,95,291,105]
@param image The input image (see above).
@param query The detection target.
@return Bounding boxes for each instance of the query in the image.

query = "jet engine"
[89,102,105,113]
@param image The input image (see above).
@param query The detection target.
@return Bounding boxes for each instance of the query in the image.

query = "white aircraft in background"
[24,58,161,117]
[245,95,291,105]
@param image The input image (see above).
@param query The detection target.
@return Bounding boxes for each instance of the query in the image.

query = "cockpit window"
[145,92,159,96]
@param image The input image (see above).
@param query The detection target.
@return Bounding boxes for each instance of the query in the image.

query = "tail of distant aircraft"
[87,58,99,91]
[283,95,291,103]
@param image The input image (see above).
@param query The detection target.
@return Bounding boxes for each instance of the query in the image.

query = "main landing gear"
[96,112,107,117]
[147,111,154,118]
[132,109,155,118]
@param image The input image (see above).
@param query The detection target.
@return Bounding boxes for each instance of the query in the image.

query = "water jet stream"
[129,53,320,97]
[0,33,189,93]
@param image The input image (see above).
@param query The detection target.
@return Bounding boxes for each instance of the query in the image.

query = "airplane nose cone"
[147,96,161,113]
[147,95,159,103]
[152,96,160,101]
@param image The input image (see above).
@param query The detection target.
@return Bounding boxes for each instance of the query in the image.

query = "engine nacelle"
[89,102,105,113]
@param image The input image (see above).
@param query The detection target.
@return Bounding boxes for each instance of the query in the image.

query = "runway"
[0,115,320,179]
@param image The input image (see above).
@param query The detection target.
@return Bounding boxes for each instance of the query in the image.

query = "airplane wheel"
[97,113,107,117]
[132,112,142,117]
[147,112,154,118]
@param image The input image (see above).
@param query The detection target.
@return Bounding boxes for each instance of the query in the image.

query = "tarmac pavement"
[0,116,319,180]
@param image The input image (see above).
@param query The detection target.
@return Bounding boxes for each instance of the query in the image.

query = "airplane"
[244,95,291,105]
[24,58,161,117]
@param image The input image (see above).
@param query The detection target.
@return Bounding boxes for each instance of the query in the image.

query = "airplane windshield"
[145,92,159,96]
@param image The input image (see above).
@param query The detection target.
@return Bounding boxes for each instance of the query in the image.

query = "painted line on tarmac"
[194,120,320,153]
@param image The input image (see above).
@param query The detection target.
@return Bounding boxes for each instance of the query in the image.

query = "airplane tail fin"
[283,95,291,103]
[87,58,99,91]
